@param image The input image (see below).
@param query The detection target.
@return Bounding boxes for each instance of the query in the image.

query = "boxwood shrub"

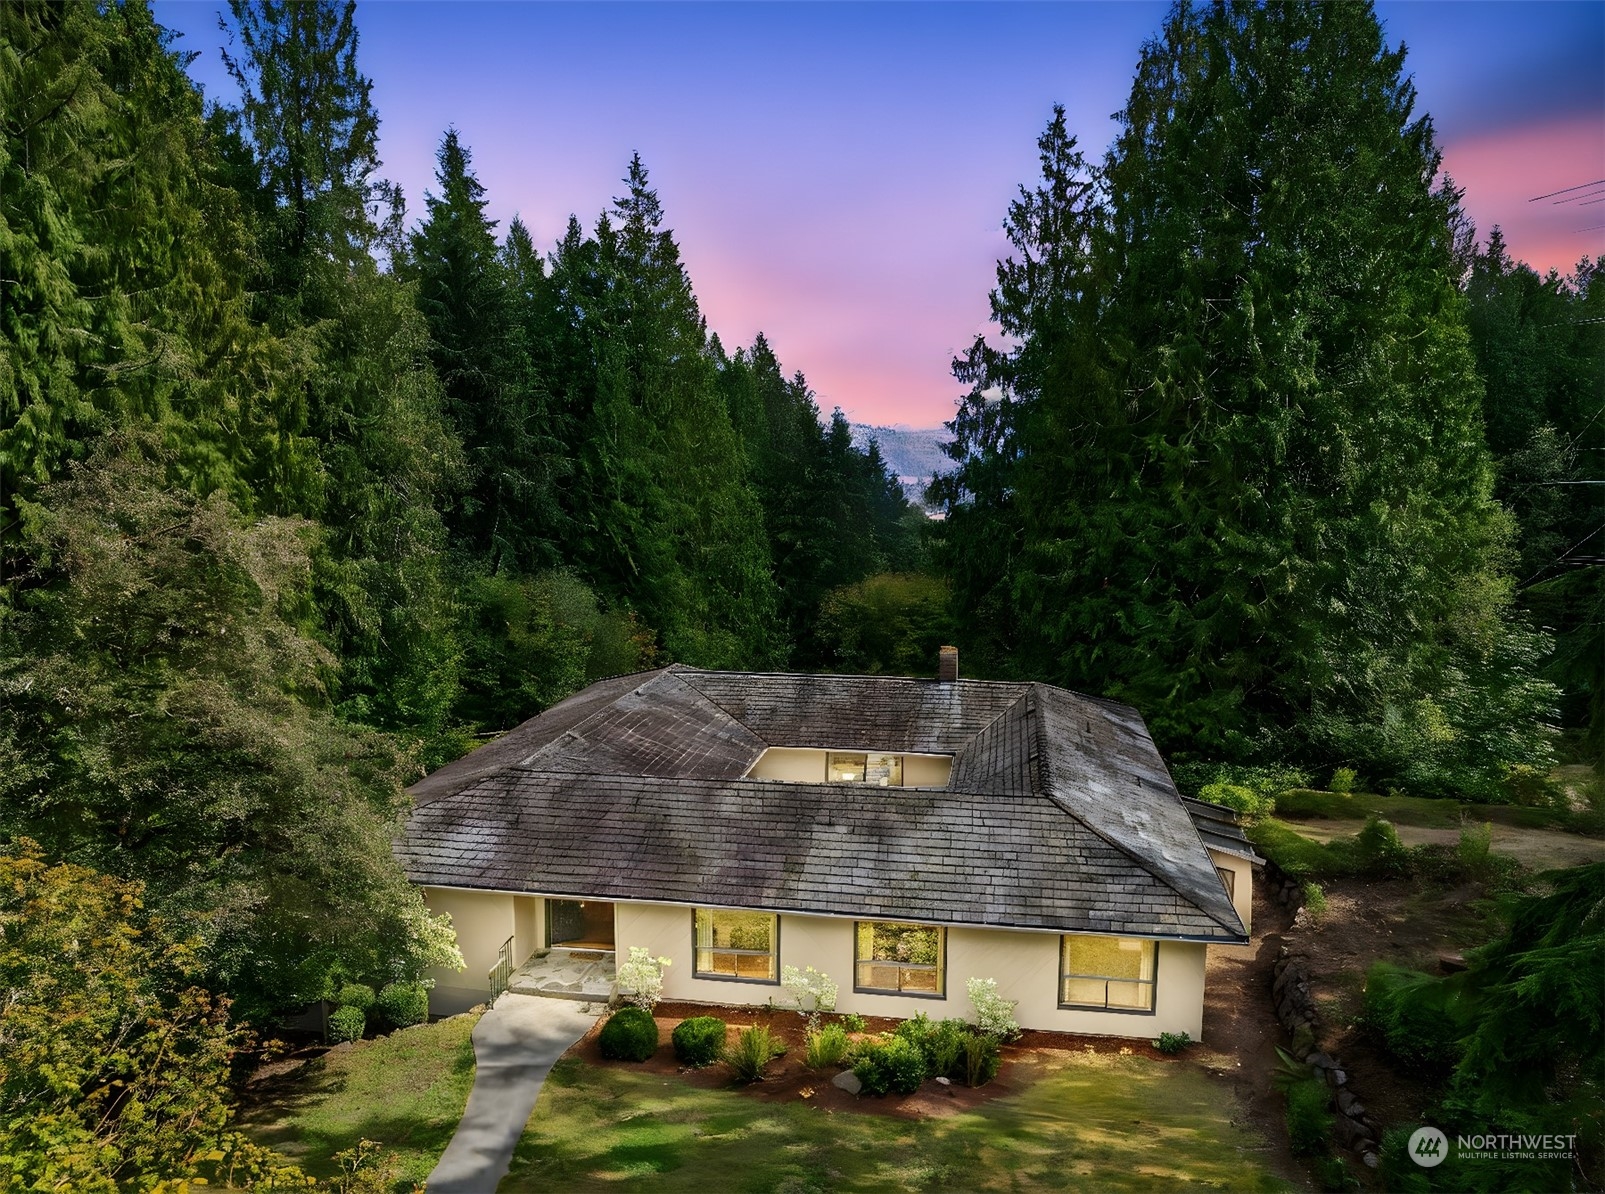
[599,1006,660,1062]
[335,983,376,1012]
[853,1036,927,1095]
[328,1004,366,1043]
[375,981,429,1029]
[672,1015,727,1066]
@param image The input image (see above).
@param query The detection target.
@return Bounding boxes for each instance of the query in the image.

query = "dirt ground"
[1200,887,1314,1190]
[1278,873,1492,1145]
[1290,818,1605,870]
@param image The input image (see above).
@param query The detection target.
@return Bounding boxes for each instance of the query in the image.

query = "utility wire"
[1530,179,1605,201]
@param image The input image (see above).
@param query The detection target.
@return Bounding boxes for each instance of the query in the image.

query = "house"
[395,653,1262,1039]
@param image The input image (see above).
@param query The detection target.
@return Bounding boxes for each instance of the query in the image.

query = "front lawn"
[238,1013,479,1190]
[501,1050,1289,1192]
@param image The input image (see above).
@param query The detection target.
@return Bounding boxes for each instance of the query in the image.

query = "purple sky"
[156,1,1604,428]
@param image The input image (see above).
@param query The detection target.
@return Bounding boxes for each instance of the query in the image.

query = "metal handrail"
[488,935,515,1004]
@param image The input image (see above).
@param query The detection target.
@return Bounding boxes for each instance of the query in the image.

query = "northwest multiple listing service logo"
[1408,1126,1578,1169]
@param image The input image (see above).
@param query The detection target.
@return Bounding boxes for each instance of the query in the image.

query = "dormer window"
[827,752,902,786]
[746,747,952,787]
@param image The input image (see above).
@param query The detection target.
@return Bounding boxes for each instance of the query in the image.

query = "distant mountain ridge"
[850,424,953,509]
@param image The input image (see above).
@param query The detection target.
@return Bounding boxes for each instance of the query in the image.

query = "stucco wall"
[422,887,514,1015]
[1207,849,1255,934]
[617,902,1207,1040]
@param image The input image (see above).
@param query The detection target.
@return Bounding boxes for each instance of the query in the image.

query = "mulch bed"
[564,1000,1180,1120]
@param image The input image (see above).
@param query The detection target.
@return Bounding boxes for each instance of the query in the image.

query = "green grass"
[240,1013,479,1190]
[1274,788,1603,835]
[500,1052,1289,1193]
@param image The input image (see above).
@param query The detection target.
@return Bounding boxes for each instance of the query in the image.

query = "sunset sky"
[156,1,1605,428]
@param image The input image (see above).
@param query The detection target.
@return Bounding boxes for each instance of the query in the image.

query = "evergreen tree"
[939,2,1555,793]
[219,0,379,297]
[1,0,306,539]
[411,130,562,571]
[218,1,463,750]
[554,156,780,666]
[1465,238,1604,755]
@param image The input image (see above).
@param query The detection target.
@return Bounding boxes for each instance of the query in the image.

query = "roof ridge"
[1030,684,1244,938]
[672,668,769,745]
[514,667,679,769]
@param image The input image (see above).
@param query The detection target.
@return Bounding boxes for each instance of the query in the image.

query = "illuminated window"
[693,909,778,982]
[1059,936,1157,1012]
[854,921,944,997]
[827,752,903,786]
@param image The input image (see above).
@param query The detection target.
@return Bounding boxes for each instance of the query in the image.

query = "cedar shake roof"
[397,665,1248,943]
[1184,797,1268,865]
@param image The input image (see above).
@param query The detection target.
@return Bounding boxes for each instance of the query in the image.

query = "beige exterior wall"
[903,755,955,787]
[421,887,514,1015]
[616,902,1207,1040]
[1207,849,1255,934]
[745,748,954,788]
[747,747,825,781]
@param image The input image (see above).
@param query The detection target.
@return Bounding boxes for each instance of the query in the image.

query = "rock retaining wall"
[1268,868,1382,1170]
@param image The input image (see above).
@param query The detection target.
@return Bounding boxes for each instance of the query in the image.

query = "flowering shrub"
[966,976,1020,1041]
[781,964,839,1014]
[615,946,671,1010]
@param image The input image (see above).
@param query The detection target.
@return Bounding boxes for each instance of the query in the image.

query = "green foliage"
[1302,882,1328,918]
[0,442,462,1021]
[375,981,430,1030]
[455,568,655,732]
[0,0,308,538]
[933,4,1557,793]
[721,1025,785,1083]
[329,1004,367,1043]
[717,340,921,667]
[839,1012,868,1033]
[410,131,566,573]
[1197,782,1274,822]
[671,1016,727,1067]
[1175,764,1313,803]
[853,1036,927,1096]
[599,1007,660,1063]
[1329,768,1359,794]
[894,1014,972,1079]
[1283,1076,1333,1155]
[1452,862,1605,1112]
[548,156,781,669]
[962,1034,1002,1088]
[1363,963,1468,1074]
[0,843,239,1191]
[1354,817,1412,876]
[803,1021,851,1070]
[817,573,956,677]
[1465,236,1603,755]
[336,983,377,1012]
[1155,1032,1192,1055]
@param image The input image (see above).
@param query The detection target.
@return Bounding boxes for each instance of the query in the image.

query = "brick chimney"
[937,645,959,683]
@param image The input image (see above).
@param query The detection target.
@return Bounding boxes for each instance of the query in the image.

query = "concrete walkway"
[427,994,601,1193]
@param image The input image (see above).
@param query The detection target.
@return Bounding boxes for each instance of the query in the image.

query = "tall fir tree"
[218,0,463,750]
[410,130,562,573]
[553,156,780,667]
[938,2,1555,793]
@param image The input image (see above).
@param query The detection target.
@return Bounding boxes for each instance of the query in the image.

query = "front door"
[546,899,615,950]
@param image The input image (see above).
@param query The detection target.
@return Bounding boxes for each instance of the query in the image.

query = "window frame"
[691,908,781,986]
[1057,935,1159,1015]
[1216,866,1236,902]
[852,920,947,999]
